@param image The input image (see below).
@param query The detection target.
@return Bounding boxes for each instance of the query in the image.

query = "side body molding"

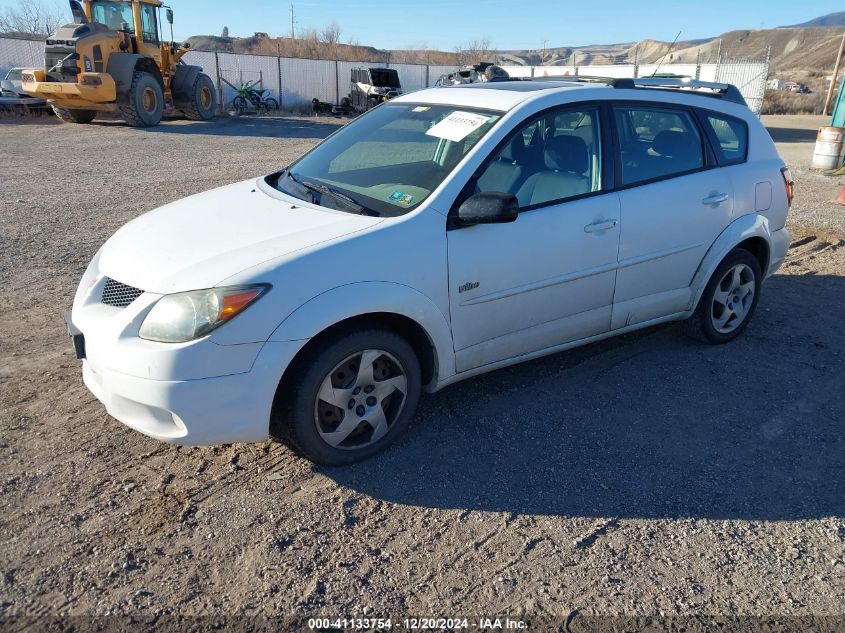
[267,281,456,389]
[687,213,772,313]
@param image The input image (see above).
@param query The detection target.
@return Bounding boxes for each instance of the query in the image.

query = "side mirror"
[166,8,174,24]
[456,192,519,226]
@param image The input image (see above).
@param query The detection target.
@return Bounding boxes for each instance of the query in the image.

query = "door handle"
[584,219,618,233]
[702,193,729,206]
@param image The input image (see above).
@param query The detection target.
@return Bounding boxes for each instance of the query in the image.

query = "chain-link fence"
[0,36,771,114]
[0,37,46,76]
[714,57,769,116]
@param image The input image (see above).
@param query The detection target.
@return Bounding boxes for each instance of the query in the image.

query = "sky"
[3,0,843,50]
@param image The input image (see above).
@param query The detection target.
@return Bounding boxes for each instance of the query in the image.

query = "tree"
[454,37,492,65]
[221,26,229,38]
[0,0,68,36]
[318,22,341,46]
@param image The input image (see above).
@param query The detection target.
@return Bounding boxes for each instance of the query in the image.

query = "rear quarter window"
[705,113,748,165]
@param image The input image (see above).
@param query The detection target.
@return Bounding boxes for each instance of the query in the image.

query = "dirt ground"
[1,112,844,629]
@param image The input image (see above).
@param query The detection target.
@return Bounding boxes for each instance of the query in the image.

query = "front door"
[447,105,621,373]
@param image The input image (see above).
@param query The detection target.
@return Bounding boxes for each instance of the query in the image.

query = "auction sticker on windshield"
[426,111,491,142]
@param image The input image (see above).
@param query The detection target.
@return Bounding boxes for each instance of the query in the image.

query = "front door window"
[140,4,159,43]
[91,1,134,32]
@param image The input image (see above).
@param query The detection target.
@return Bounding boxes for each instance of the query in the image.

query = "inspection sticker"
[389,191,414,206]
[425,111,491,142]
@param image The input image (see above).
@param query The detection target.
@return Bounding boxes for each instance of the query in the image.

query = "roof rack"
[622,77,746,105]
[530,75,747,106]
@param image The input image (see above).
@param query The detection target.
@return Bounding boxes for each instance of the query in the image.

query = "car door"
[610,103,734,329]
[447,104,621,373]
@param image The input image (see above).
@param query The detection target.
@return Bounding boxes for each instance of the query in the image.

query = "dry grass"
[761,89,825,115]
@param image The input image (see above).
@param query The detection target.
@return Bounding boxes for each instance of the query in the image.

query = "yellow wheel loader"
[21,0,216,127]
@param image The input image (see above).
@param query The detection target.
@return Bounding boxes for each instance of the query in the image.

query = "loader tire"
[181,73,216,121]
[119,71,164,127]
[52,106,96,124]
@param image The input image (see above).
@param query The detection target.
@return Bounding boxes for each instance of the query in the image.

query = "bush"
[761,89,824,115]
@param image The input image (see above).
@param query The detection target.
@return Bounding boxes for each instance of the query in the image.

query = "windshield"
[370,69,400,88]
[6,69,22,81]
[91,1,135,32]
[274,104,502,217]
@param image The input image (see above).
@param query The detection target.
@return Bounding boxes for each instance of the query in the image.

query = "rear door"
[611,103,734,329]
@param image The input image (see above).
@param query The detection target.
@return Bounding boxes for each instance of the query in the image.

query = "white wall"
[0,38,767,113]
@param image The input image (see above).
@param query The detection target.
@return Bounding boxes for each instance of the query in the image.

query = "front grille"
[45,50,66,70]
[101,278,143,308]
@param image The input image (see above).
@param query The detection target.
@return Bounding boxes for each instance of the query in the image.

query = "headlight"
[139,284,269,343]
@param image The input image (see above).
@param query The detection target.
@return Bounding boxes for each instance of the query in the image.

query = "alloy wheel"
[711,263,755,334]
[314,349,408,450]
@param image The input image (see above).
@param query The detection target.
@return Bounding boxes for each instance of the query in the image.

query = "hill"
[783,12,845,28]
[185,14,844,73]
[185,33,463,65]
[499,26,844,72]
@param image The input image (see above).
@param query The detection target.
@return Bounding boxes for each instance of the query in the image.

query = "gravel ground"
[1,113,844,629]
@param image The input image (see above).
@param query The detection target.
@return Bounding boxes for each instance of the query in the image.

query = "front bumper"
[21,69,116,108]
[69,262,305,445]
[80,339,302,445]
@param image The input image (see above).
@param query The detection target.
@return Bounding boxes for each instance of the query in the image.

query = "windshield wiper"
[282,171,378,216]
[278,170,314,204]
[300,179,377,216]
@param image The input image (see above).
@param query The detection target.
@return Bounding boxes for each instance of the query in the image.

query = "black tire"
[118,70,164,127]
[686,248,762,344]
[181,73,216,121]
[232,95,248,112]
[52,106,96,124]
[271,328,422,465]
[263,97,279,111]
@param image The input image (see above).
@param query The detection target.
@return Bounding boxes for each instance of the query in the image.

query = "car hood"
[98,178,383,294]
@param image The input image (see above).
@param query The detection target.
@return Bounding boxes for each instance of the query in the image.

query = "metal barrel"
[812,126,845,170]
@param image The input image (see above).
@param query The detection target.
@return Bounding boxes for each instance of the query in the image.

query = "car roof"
[393,78,750,116]
[394,81,592,112]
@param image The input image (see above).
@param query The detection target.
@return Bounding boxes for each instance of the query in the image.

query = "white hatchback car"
[68,77,793,464]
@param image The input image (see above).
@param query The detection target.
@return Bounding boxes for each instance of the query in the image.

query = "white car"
[68,77,793,464]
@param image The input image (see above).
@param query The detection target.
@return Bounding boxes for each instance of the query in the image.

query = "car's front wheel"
[687,248,762,344]
[272,328,422,465]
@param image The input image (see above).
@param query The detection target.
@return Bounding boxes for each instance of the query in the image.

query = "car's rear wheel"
[272,328,422,465]
[687,248,762,344]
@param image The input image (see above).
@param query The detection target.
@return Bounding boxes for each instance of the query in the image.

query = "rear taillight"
[781,166,794,208]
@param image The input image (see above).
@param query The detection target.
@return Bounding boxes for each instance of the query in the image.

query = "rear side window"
[705,113,748,165]
[613,106,704,186]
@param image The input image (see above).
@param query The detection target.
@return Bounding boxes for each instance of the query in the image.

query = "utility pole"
[290,4,295,40]
[823,30,845,117]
